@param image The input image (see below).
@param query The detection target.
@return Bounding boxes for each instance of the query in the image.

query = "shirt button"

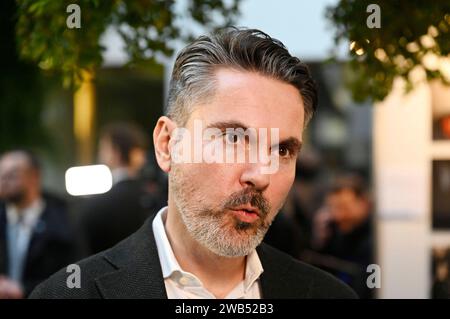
[179,276,190,286]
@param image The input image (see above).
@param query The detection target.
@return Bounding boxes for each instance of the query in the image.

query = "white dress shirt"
[152,206,264,299]
[6,198,45,283]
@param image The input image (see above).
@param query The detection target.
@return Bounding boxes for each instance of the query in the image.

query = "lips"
[229,205,261,223]
[232,204,260,216]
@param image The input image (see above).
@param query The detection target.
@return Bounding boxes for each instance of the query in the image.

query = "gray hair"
[166,27,318,126]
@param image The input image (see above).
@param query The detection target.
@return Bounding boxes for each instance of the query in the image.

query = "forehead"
[188,68,305,140]
[0,154,29,173]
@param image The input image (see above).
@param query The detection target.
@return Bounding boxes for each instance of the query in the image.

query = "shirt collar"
[6,198,45,228]
[152,206,185,279]
[244,248,264,293]
[152,206,264,290]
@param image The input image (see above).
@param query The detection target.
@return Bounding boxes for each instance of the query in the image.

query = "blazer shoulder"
[258,243,358,299]
[29,250,115,299]
[292,260,358,299]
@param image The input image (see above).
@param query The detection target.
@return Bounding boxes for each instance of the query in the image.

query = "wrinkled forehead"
[184,69,305,139]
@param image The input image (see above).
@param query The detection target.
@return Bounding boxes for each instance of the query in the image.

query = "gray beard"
[169,170,273,257]
[178,205,271,257]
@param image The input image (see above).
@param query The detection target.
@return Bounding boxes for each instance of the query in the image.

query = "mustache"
[223,188,270,217]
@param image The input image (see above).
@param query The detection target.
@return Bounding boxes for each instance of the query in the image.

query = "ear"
[153,116,176,173]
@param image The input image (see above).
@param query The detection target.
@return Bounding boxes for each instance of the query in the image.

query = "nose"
[239,163,270,192]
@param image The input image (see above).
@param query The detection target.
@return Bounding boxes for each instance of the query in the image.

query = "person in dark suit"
[312,175,374,298]
[30,28,357,299]
[30,213,355,299]
[77,123,163,255]
[0,150,79,298]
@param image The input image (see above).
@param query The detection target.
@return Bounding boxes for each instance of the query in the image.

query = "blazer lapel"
[26,218,48,268]
[88,213,313,299]
[94,215,168,299]
[26,202,64,268]
[257,243,312,298]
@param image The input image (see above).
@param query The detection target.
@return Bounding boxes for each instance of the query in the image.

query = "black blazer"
[29,213,357,299]
[0,195,80,296]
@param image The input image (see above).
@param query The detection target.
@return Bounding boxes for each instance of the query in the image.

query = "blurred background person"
[0,150,79,298]
[77,122,166,255]
[311,174,373,298]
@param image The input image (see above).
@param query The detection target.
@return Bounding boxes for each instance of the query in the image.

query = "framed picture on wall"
[432,160,450,229]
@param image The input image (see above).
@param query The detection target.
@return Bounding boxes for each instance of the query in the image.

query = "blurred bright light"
[355,48,365,56]
[349,41,365,56]
[349,41,356,51]
[65,165,112,196]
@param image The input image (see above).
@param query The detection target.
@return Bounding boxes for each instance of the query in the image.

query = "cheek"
[268,170,295,210]
[180,163,237,198]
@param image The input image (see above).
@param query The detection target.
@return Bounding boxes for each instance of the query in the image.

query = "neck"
[165,198,246,298]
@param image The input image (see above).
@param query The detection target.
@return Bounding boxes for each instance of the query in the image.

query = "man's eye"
[279,146,289,157]
[225,132,241,144]
[275,145,292,158]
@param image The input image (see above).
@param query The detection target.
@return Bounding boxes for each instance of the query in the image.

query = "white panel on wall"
[374,74,431,298]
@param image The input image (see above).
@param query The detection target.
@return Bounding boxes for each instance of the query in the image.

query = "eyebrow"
[277,137,303,154]
[205,121,249,131]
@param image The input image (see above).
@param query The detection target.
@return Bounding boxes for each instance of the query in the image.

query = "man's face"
[0,154,34,204]
[169,68,304,257]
